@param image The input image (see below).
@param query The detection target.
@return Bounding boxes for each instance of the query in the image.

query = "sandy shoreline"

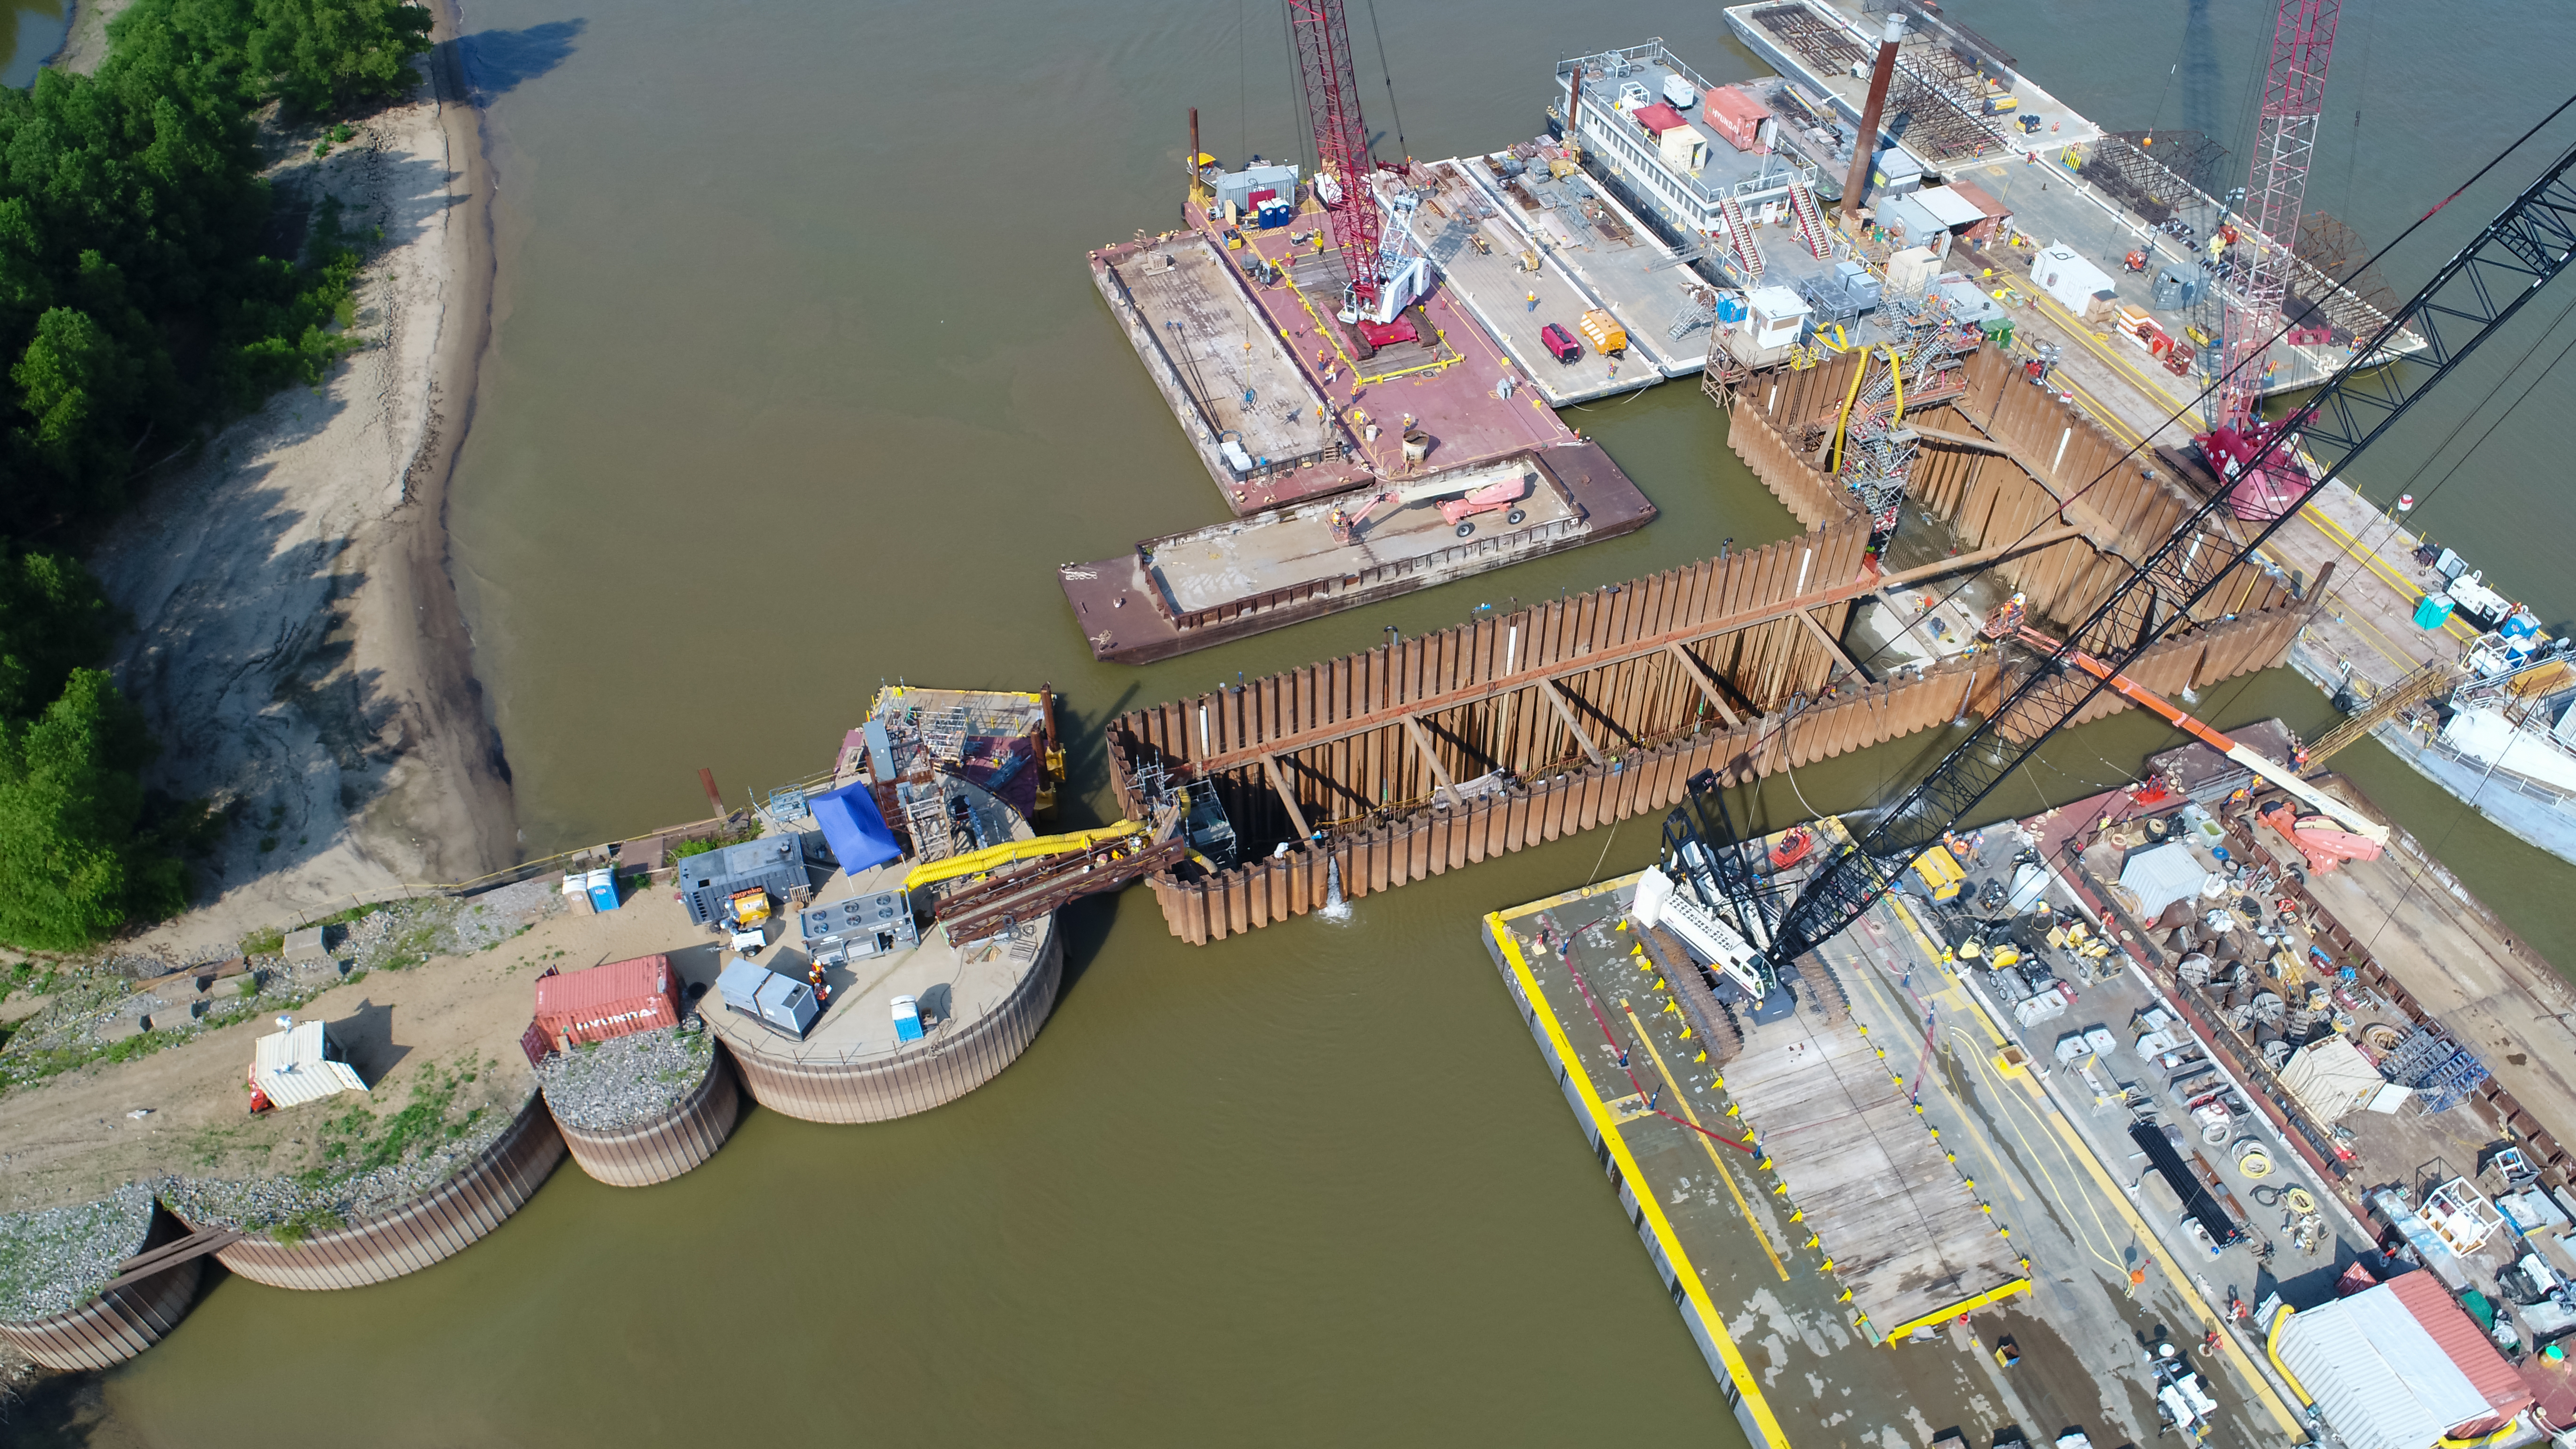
[81,0,515,961]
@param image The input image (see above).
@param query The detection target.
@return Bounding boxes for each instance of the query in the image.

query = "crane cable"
[1362,0,1408,161]
[1837,89,2576,685]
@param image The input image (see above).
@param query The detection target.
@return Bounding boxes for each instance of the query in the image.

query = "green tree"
[0,551,120,721]
[247,0,434,114]
[0,668,186,951]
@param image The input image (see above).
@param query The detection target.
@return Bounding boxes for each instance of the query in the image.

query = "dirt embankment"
[85,14,512,962]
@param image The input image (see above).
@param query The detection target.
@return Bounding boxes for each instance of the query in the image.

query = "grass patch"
[240,926,285,958]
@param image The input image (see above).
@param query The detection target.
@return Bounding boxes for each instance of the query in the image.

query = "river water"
[25,0,2576,1442]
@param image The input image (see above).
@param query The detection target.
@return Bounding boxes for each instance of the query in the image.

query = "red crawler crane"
[1286,0,1383,314]
[2213,0,2343,433]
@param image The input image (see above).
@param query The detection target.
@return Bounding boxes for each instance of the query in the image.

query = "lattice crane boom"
[1286,0,1383,307]
[1708,129,2576,977]
[2214,0,2344,429]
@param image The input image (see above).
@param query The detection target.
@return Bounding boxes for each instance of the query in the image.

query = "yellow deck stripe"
[1622,1006,1792,1281]
[1487,912,1794,1449]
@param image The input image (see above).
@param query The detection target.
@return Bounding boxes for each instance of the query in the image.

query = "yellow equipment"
[902,821,1146,891]
[727,888,772,926]
[1578,308,1628,355]
[1913,844,1968,902]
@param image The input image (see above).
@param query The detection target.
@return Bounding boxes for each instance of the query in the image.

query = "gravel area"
[537,1026,716,1132]
[0,1184,155,1321]
[164,1083,531,1236]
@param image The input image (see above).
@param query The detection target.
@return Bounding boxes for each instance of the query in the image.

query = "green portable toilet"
[2414,592,2455,630]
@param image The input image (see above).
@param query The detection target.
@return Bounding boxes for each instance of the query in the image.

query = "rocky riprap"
[536,1025,716,1132]
[0,1184,155,1321]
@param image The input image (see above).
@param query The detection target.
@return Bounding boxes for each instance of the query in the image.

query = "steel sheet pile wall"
[726,924,1062,1124]
[1131,601,2302,942]
[1732,346,2288,634]
[553,1049,742,1188]
[1113,525,1872,830]
[196,1093,566,1291]
[0,1212,202,1371]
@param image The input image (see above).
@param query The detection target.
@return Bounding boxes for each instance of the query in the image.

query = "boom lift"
[1650,126,2576,990]
[1326,466,1532,543]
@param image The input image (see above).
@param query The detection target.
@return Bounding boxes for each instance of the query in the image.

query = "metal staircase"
[1667,288,1718,339]
[1787,182,1833,259]
[1717,196,1764,282]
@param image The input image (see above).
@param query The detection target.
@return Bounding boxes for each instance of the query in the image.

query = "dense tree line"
[0,0,431,951]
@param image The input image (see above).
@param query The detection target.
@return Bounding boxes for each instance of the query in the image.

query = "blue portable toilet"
[584,866,620,912]
[892,994,925,1043]
[2414,592,2456,630]
[1715,291,1747,323]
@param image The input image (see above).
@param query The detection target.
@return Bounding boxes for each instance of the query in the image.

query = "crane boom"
[1718,127,2576,977]
[2214,0,2343,430]
[1994,619,2387,843]
[1286,0,1384,310]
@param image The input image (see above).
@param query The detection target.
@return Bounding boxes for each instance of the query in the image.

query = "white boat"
[2364,635,2576,866]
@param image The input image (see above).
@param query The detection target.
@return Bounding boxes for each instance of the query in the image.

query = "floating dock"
[1058,443,1653,663]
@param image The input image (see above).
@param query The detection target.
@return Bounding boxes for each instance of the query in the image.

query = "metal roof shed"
[2118,841,2208,921]
[2387,1271,2535,1428]
[252,1020,367,1109]
[2280,1035,2388,1122]
[2277,1282,2494,1449]
[1912,185,1988,231]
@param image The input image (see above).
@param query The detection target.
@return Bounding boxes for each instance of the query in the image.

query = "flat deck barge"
[1058,442,1652,663]
[1481,855,2298,1449]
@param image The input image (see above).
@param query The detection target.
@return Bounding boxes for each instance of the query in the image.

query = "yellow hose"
[902,821,1143,890]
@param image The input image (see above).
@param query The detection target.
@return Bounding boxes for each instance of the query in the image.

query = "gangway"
[1718,195,1764,281]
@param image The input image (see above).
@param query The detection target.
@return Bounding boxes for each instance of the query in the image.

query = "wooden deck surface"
[1726,994,2024,1332]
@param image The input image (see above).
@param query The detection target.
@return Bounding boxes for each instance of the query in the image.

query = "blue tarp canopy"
[811,784,902,876]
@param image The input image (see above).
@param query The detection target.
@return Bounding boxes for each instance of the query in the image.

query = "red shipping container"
[1702,88,1770,154]
[534,955,680,1047]
[2387,1271,2535,1430]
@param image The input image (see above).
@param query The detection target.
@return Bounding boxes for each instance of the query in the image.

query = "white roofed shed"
[252,1019,368,1109]
[2274,1284,2493,1449]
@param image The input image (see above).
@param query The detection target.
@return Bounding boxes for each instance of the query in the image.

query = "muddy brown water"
[25,0,2576,1442]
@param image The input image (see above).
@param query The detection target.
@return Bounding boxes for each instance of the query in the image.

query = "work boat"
[2373,631,2576,867]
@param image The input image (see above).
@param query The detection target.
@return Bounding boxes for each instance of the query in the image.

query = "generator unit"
[797,889,919,966]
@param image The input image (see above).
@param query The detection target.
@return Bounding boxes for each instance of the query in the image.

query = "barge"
[1058,442,1652,664]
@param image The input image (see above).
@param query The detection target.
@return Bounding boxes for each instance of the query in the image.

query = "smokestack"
[1190,106,1201,178]
[1839,15,1905,226]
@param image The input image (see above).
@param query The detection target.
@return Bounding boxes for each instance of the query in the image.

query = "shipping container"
[534,955,681,1047]
[1656,122,1709,172]
[753,974,818,1037]
[1701,87,1770,154]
